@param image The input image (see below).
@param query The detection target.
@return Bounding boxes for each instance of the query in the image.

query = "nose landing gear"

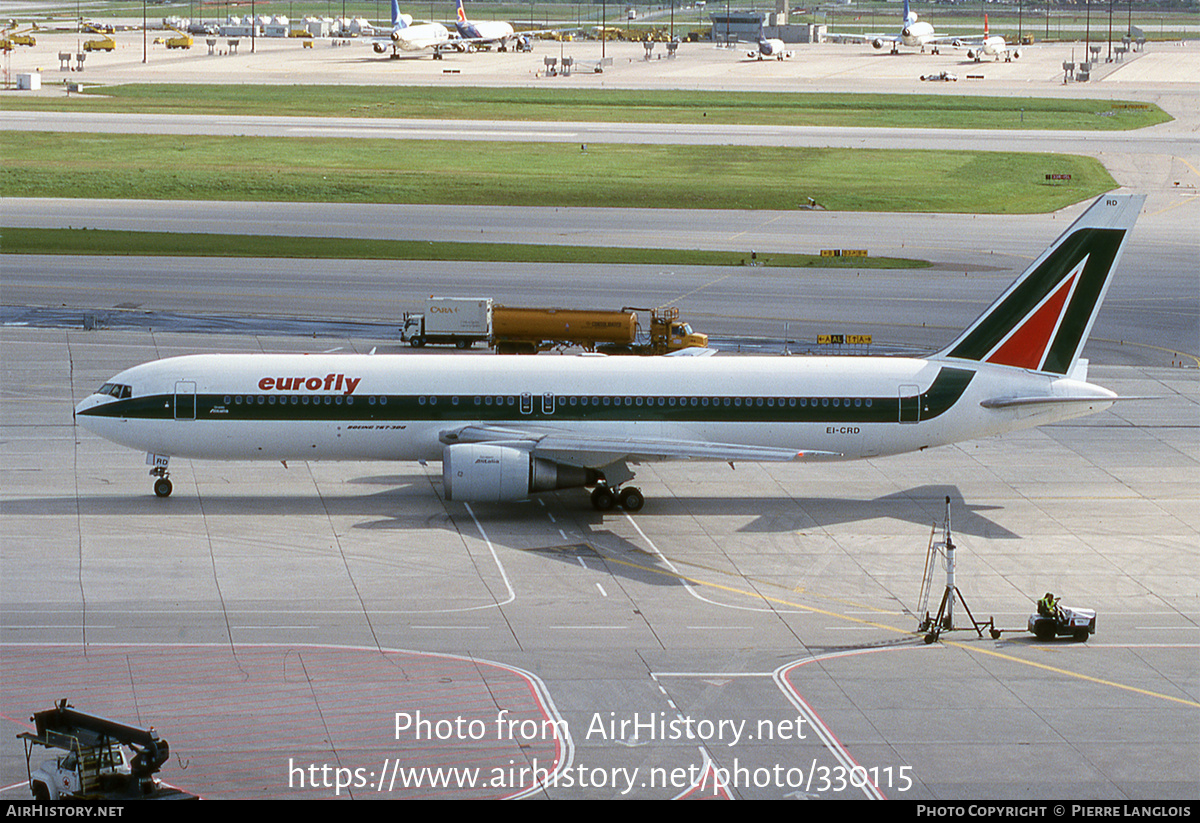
[148,454,172,497]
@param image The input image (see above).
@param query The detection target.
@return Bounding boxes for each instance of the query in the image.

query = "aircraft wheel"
[618,487,644,512]
[591,486,616,511]
[154,477,173,498]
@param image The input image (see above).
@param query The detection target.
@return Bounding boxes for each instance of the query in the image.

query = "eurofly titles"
[258,373,362,395]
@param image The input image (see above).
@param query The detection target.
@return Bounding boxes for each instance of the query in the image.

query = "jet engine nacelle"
[373,42,386,53]
[442,443,596,502]
[967,48,978,60]
[871,38,885,50]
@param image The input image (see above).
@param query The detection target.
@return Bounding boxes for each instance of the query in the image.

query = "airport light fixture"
[1107,0,1113,61]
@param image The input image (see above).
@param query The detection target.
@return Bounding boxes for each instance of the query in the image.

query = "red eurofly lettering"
[257,374,362,395]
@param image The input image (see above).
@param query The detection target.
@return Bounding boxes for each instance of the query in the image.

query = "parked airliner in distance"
[453,0,522,51]
[962,15,1021,62]
[372,0,451,57]
[748,35,793,61]
[75,195,1143,513]
[856,0,970,54]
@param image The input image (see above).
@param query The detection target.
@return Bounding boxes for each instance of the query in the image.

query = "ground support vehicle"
[403,299,707,355]
[598,306,709,356]
[1026,605,1096,642]
[402,297,492,348]
[18,701,198,801]
[492,306,639,354]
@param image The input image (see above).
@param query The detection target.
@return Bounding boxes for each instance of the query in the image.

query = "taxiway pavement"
[0,325,1196,799]
[1,26,1197,804]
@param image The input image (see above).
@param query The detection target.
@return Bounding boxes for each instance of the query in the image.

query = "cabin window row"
[224,395,383,406]
[456,396,874,409]
[221,394,875,409]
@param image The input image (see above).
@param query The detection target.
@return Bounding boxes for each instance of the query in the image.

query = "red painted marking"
[986,273,1077,370]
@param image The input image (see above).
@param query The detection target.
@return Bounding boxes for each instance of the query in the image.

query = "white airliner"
[76,195,1143,513]
[962,15,1021,62]
[748,36,793,61]
[373,0,451,57]
[859,0,963,54]
[453,0,522,51]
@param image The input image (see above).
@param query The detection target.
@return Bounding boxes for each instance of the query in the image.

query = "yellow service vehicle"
[83,24,116,51]
[1,24,38,50]
[165,24,192,48]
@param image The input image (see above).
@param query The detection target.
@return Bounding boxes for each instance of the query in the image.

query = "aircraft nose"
[74,393,106,421]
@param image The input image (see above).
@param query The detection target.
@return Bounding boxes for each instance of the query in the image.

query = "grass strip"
[0,133,1116,213]
[1,85,1171,131]
[0,227,928,268]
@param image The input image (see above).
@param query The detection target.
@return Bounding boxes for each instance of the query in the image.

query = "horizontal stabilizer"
[981,393,1149,409]
[980,395,1115,409]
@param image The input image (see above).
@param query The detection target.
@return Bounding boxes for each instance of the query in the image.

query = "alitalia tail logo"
[983,256,1087,371]
[258,374,362,395]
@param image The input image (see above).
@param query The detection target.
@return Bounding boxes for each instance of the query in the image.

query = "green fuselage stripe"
[82,368,975,425]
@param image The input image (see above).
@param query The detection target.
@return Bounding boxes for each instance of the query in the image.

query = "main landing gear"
[590,483,644,512]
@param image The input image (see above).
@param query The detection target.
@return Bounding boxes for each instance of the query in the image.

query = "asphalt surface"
[0,31,1197,802]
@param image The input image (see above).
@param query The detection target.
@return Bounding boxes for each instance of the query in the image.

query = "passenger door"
[174,381,196,421]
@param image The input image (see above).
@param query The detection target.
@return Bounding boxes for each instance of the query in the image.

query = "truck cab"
[650,307,708,353]
[30,743,131,801]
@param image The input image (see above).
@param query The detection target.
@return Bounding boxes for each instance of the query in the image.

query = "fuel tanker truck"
[402,298,707,355]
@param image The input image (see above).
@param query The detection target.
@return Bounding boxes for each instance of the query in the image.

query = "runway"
[1,29,1198,803]
[4,109,1195,159]
[2,199,1195,365]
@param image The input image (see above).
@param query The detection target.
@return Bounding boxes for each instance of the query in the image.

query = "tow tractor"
[1025,596,1096,642]
[18,700,198,801]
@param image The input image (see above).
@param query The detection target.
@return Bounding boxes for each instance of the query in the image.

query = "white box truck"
[402,297,492,349]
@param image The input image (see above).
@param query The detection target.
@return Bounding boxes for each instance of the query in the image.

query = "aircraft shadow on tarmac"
[732,485,1018,540]
[8,480,1017,591]
[11,482,1013,540]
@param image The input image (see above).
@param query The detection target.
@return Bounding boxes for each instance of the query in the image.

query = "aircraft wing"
[441,424,838,467]
[853,32,897,43]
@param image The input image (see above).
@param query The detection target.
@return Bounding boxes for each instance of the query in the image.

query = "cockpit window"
[96,383,132,399]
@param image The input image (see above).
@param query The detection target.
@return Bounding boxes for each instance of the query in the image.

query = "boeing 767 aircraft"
[75,195,1143,513]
